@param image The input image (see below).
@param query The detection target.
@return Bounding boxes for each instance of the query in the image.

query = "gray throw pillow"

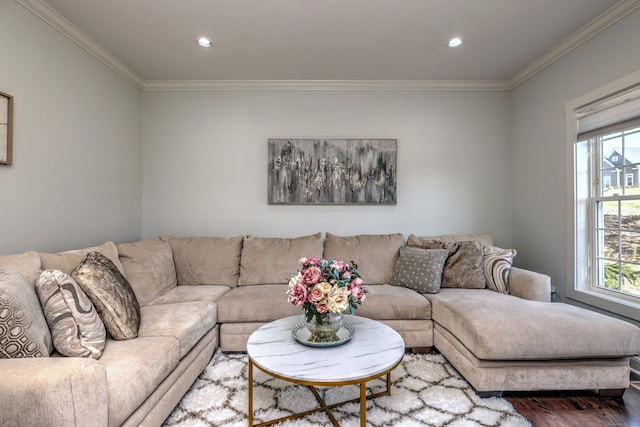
[71,252,141,340]
[408,240,486,288]
[0,267,52,358]
[391,247,448,294]
[36,270,106,358]
[483,245,517,294]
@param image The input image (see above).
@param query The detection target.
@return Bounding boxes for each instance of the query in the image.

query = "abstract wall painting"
[268,139,397,204]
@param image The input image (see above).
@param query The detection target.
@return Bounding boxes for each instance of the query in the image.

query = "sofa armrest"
[508,267,551,302]
[0,357,108,427]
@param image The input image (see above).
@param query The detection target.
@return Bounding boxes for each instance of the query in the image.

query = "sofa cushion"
[147,285,230,306]
[238,233,323,286]
[392,247,448,294]
[71,252,141,340]
[137,302,217,358]
[99,336,180,426]
[428,289,640,360]
[36,270,106,359]
[160,235,243,287]
[323,233,405,285]
[117,239,177,306]
[217,285,303,322]
[0,251,41,285]
[483,245,516,294]
[355,284,432,320]
[40,241,125,276]
[0,267,52,357]
[217,283,431,323]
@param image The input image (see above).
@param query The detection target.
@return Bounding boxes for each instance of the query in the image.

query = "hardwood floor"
[505,382,640,427]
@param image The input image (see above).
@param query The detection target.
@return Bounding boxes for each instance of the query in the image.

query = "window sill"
[567,287,640,322]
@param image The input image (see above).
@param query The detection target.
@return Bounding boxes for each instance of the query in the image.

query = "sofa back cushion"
[238,233,323,286]
[40,241,125,277]
[0,251,41,286]
[160,235,243,287]
[323,233,405,285]
[117,239,177,306]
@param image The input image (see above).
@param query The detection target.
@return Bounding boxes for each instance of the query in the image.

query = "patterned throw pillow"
[391,247,448,294]
[36,270,106,359]
[483,245,517,294]
[408,240,486,288]
[0,267,52,358]
[71,252,141,340]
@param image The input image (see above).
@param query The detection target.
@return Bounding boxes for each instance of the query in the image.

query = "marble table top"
[247,315,405,384]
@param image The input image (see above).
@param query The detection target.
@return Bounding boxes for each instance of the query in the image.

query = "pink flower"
[349,280,366,301]
[331,260,346,272]
[298,257,308,265]
[309,256,323,266]
[287,283,308,306]
[309,286,324,302]
[302,266,322,285]
[316,301,329,313]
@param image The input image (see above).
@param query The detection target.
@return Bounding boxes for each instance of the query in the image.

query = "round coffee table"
[246,315,405,427]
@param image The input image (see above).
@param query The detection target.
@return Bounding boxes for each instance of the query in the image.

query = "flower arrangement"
[287,257,366,324]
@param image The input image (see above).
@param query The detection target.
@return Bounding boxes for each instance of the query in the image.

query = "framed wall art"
[0,91,13,165]
[268,139,397,204]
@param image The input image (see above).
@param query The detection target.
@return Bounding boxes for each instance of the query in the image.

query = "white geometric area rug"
[164,349,532,427]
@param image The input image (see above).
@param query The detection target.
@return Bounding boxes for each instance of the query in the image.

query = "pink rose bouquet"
[287,257,366,324]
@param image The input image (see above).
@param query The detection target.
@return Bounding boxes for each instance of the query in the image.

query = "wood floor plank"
[505,387,640,427]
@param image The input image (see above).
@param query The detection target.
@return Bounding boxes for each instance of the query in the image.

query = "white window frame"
[566,70,640,322]
[626,173,634,187]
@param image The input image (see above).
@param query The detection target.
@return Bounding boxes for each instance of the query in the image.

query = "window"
[568,73,640,321]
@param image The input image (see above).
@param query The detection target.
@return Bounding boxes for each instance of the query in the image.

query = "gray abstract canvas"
[268,139,397,204]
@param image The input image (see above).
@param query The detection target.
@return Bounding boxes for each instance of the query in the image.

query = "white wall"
[510,9,640,320]
[142,89,512,245]
[0,1,143,255]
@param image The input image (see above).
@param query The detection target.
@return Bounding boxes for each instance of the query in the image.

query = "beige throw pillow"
[36,270,106,359]
[407,238,486,289]
[238,233,323,286]
[0,267,52,358]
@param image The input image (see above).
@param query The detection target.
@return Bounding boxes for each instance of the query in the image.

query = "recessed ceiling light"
[197,37,213,48]
[448,37,463,47]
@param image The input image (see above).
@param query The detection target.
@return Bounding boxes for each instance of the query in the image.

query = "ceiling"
[21,0,638,88]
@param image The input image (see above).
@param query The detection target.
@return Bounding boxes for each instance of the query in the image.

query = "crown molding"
[17,0,639,92]
[15,0,144,89]
[142,79,510,92]
[508,0,640,90]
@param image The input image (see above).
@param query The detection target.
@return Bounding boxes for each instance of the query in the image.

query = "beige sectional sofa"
[1,232,639,426]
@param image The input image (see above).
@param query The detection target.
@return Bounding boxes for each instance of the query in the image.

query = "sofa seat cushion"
[147,285,230,306]
[99,336,180,427]
[428,289,640,360]
[355,284,431,320]
[217,284,431,323]
[138,302,216,358]
[216,285,303,323]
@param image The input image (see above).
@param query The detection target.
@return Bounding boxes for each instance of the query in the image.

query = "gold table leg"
[248,360,398,426]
